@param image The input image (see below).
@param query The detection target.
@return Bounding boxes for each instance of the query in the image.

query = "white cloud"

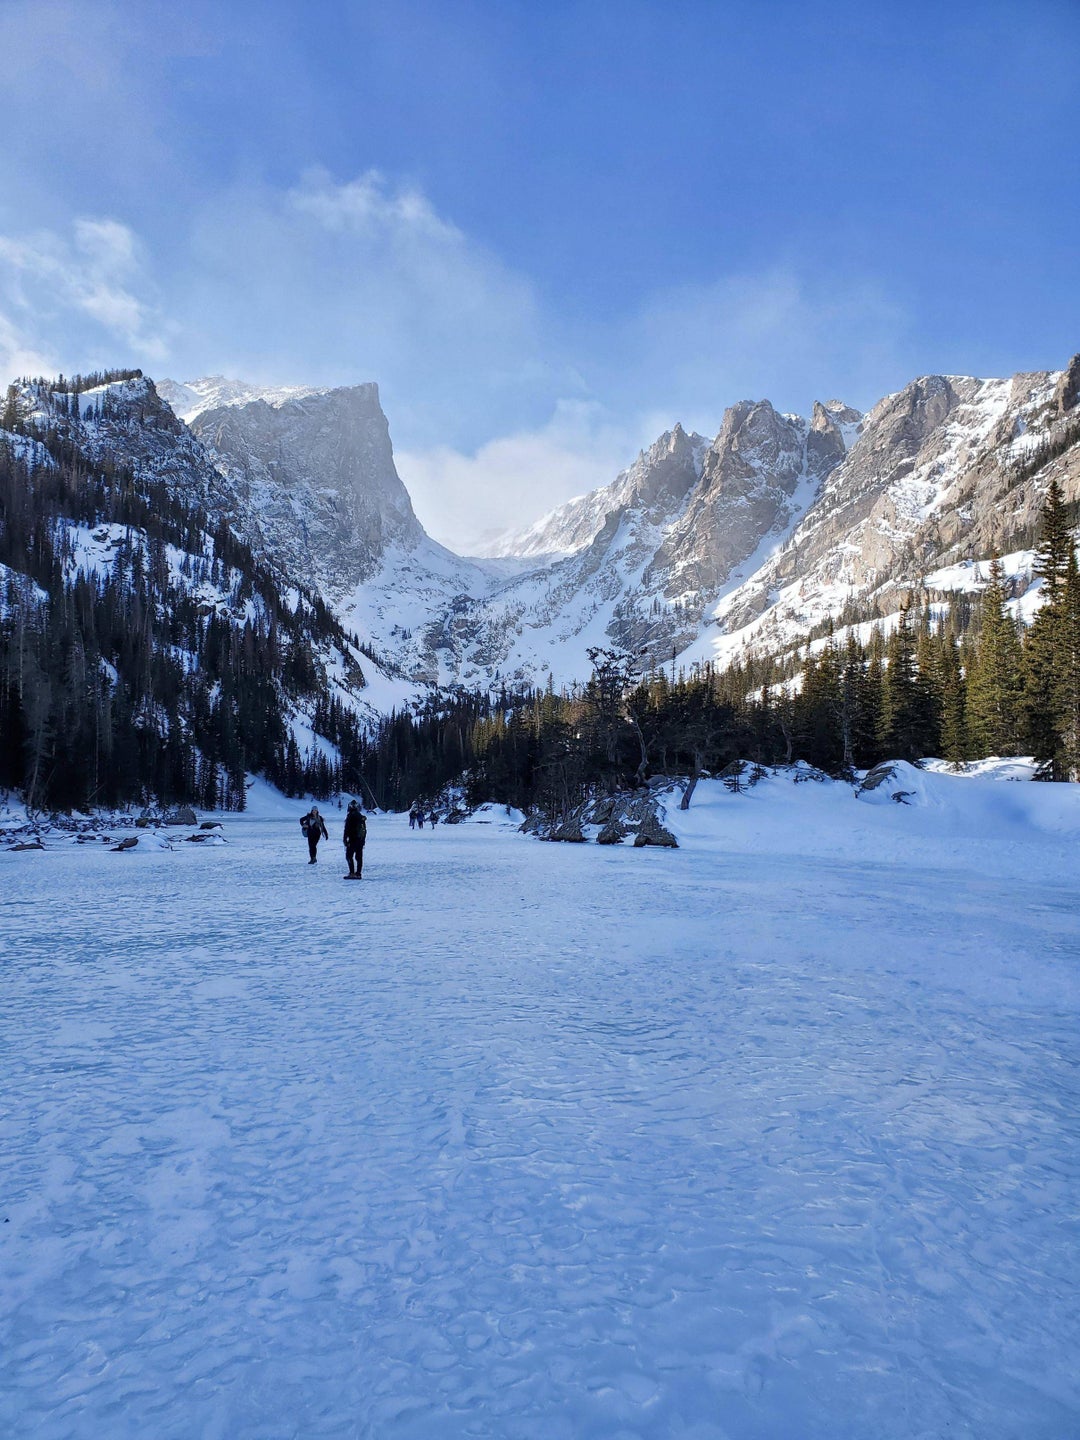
[0,163,913,555]
[0,216,168,381]
[179,170,555,449]
[397,400,641,551]
[289,169,463,246]
[0,311,54,384]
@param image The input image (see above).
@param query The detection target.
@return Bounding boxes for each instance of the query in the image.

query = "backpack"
[300,815,311,836]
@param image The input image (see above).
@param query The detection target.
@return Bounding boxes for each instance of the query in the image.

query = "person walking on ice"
[343,799,367,878]
[300,805,329,864]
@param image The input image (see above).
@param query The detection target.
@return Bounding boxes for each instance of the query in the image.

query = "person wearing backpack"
[343,799,367,878]
[300,805,329,864]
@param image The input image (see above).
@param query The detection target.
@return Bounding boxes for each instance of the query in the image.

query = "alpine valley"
[2,352,1079,807]
[164,356,1080,695]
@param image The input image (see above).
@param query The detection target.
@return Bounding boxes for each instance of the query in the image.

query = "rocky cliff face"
[182,384,425,591]
[694,361,1080,663]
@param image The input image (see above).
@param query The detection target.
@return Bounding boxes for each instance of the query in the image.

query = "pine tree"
[1058,551,1080,779]
[880,606,931,761]
[1023,482,1077,777]
[968,559,1024,757]
[937,630,969,765]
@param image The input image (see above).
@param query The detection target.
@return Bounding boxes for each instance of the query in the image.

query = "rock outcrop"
[186,384,424,589]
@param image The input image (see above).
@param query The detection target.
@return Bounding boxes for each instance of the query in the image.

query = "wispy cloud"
[0,166,913,551]
[178,169,554,449]
[0,216,168,379]
[397,400,641,551]
[289,169,464,246]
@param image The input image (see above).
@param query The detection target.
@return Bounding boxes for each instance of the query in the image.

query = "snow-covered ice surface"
[3,771,1080,1438]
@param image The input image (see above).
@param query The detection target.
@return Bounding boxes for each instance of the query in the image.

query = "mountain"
[476,423,711,562]
[157,375,324,423]
[159,380,863,686]
[154,360,1080,691]
[0,371,402,811]
[681,363,1080,668]
[181,382,424,589]
[7,355,1078,741]
[3,354,1079,812]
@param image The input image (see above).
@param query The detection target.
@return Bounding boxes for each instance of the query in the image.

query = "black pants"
[307,833,319,862]
[346,842,364,876]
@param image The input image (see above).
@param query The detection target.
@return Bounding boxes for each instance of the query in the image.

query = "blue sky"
[0,0,1076,545]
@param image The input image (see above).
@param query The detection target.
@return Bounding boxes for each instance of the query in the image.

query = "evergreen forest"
[0,382,367,812]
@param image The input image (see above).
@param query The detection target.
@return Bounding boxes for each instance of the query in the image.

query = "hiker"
[408,805,418,831]
[428,810,439,828]
[300,805,329,864]
[343,799,367,878]
[416,808,425,830]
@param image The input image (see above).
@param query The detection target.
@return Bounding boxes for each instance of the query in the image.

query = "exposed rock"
[712,362,1080,655]
[184,383,424,590]
[164,805,197,826]
[632,814,678,848]
[857,763,899,794]
[10,840,44,852]
[549,817,586,843]
[1055,353,1080,414]
[111,836,138,851]
[199,821,223,830]
[596,820,629,845]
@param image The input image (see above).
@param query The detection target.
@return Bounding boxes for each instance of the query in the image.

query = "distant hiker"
[343,799,367,878]
[416,808,425,830]
[300,805,329,864]
[408,805,419,830]
[428,811,439,828]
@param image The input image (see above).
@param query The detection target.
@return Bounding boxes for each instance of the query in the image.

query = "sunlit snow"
[2,768,1079,1437]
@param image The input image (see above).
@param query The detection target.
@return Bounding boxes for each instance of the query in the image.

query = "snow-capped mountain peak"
[158,375,327,424]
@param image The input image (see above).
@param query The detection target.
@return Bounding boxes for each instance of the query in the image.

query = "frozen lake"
[3,773,1079,1438]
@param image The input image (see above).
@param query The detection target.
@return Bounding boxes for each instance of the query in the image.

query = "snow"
[922,548,1037,595]
[157,376,326,424]
[0,427,54,469]
[0,560,48,614]
[2,770,1079,1438]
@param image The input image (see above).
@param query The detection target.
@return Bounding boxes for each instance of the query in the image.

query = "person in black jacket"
[301,805,329,864]
[343,800,367,877]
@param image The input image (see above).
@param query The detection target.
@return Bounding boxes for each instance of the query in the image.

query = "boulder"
[856,762,899,795]
[10,840,44,852]
[550,818,586,843]
[164,805,197,826]
[596,820,629,845]
[199,820,223,830]
[135,817,151,828]
[632,815,678,848]
[111,836,139,851]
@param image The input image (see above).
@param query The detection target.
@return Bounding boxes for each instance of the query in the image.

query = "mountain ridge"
[9,355,1079,707]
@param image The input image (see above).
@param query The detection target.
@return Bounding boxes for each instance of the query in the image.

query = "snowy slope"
[3,765,1078,1437]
